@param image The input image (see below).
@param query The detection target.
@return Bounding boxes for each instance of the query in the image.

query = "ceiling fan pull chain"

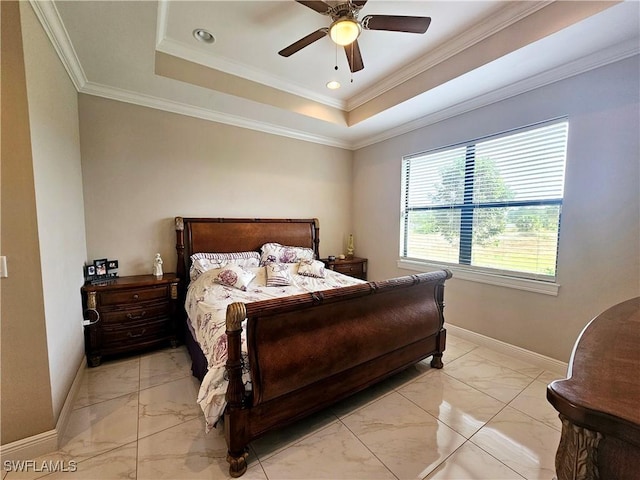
[335,43,339,70]
[350,45,354,82]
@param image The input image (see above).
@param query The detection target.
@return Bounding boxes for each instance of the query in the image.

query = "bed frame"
[175,217,452,477]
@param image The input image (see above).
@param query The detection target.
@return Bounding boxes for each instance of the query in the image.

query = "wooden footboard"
[224,269,452,477]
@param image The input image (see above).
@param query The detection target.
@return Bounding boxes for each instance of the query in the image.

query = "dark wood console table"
[547,297,640,480]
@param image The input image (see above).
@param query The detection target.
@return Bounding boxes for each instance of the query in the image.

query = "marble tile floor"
[3,335,564,480]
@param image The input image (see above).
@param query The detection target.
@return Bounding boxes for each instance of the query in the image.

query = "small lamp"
[346,234,355,258]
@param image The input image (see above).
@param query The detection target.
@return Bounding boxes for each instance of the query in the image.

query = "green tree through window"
[430,155,513,246]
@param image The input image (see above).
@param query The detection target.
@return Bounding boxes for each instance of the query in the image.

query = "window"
[400,119,568,284]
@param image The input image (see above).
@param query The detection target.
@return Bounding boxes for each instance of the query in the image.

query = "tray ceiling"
[32,1,640,149]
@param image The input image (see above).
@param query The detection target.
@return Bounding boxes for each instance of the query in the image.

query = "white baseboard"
[1,358,86,462]
[0,430,58,463]
[54,357,87,441]
[56,355,87,447]
[446,323,568,376]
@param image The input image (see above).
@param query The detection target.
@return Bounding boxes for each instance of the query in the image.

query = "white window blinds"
[401,119,568,282]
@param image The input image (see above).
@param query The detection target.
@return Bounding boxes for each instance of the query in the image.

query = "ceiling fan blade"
[296,0,332,15]
[278,28,328,57]
[351,0,368,8]
[361,15,431,34]
[344,40,364,73]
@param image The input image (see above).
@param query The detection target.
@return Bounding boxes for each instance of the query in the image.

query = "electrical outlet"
[0,256,7,278]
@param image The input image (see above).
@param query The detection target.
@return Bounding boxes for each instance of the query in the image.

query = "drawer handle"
[127,328,147,338]
[132,294,139,300]
[126,311,146,320]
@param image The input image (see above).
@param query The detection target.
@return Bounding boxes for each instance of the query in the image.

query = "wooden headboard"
[174,217,320,286]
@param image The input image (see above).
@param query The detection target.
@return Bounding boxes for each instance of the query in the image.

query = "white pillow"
[297,259,326,278]
[265,262,293,287]
[190,251,260,281]
[214,264,256,291]
[260,242,315,265]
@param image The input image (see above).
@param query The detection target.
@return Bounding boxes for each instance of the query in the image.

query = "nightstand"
[322,257,368,280]
[81,274,180,367]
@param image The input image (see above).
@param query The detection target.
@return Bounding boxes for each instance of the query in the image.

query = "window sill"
[397,259,560,296]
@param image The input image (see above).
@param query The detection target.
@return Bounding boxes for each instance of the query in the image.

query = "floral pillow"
[214,264,256,291]
[297,259,326,278]
[260,242,315,265]
[190,251,260,281]
[265,262,293,287]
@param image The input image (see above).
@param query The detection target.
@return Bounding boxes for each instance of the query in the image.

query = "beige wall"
[78,95,354,276]
[353,56,640,363]
[1,1,54,444]
[21,2,87,420]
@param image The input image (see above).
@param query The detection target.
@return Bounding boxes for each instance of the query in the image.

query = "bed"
[175,217,452,477]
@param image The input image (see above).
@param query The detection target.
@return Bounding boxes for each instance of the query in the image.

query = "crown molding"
[156,37,347,111]
[28,0,87,90]
[31,0,349,149]
[30,0,638,152]
[155,1,345,111]
[82,37,636,153]
[346,1,551,111]
[155,0,170,48]
[155,0,548,113]
[79,82,351,150]
[352,40,640,150]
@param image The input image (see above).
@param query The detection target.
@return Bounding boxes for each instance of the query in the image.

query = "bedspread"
[185,264,365,431]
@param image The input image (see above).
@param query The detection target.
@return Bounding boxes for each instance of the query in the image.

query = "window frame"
[399,118,568,295]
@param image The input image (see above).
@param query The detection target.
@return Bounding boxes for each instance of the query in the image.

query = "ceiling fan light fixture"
[329,18,361,46]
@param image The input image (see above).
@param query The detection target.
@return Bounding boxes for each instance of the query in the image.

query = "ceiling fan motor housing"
[328,3,362,21]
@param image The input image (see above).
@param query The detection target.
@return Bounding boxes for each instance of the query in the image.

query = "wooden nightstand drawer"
[102,318,171,348]
[333,263,364,277]
[99,285,169,306]
[101,302,170,325]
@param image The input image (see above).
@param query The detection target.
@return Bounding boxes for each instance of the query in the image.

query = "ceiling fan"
[278,0,432,73]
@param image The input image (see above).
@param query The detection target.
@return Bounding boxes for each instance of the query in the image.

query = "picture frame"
[94,258,108,276]
[84,258,119,284]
